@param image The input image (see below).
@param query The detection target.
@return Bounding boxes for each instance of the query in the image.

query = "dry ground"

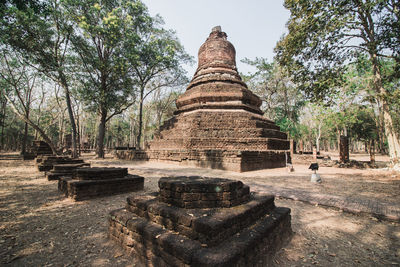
[0,152,399,266]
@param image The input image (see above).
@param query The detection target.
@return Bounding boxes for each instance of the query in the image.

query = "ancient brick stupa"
[147,26,289,172]
[109,176,292,266]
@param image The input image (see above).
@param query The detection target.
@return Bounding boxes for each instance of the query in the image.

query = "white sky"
[141,0,290,76]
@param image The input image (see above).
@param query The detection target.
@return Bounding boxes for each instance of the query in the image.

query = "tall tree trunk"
[299,139,304,154]
[21,121,28,154]
[76,111,81,155]
[61,115,65,149]
[316,123,321,152]
[129,116,134,148]
[377,103,386,154]
[382,101,400,163]
[337,129,341,152]
[369,139,375,163]
[340,135,350,163]
[359,4,399,162]
[136,88,144,149]
[370,53,400,164]
[96,108,107,158]
[59,73,78,158]
[0,98,6,150]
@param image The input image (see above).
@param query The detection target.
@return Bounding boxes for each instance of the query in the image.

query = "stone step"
[108,205,291,266]
[126,192,276,246]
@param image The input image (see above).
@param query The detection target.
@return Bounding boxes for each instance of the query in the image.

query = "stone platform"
[58,167,144,201]
[108,176,292,266]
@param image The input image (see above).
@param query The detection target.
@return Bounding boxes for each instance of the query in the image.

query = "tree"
[241,58,305,138]
[129,24,192,149]
[0,54,34,154]
[299,103,328,152]
[347,105,377,142]
[63,0,155,158]
[275,0,400,164]
[151,85,182,131]
[1,0,79,157]
[0,53,58,153]
[0,92,7,150]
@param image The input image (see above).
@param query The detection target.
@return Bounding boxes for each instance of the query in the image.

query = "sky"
[141,0,290,76]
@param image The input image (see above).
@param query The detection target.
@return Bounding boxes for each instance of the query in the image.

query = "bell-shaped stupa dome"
[175,26,263,115]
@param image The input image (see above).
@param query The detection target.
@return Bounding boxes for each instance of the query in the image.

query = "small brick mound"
[58,167,144,201]
[46,163,91,181]
[108,176,292,266]
[158,176,250,208]
[36,155,85,172]
[31,140,53,157]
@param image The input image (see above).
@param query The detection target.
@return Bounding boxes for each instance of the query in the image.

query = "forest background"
[1,0,399,165]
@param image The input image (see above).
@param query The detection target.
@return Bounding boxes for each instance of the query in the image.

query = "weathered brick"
[182,193,201,201]
[201,193,223,201]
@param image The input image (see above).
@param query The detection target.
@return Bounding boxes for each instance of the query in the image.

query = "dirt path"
[0,155,399,266]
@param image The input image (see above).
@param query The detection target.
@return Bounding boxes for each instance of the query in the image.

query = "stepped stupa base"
[108,177,292,266]
[115,149,288,172]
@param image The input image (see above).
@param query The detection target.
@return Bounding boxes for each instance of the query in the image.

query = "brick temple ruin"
[109,176,292,266]
[22,140,53,160]
[36,155,87,172]
[58,167,144,201]
[116,26,289,172]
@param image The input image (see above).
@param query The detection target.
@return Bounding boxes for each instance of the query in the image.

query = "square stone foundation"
[58,167,144,201]
[108,177,292,266]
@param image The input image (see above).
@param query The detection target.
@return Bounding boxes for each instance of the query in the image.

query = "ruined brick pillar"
[340,135,349,163]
